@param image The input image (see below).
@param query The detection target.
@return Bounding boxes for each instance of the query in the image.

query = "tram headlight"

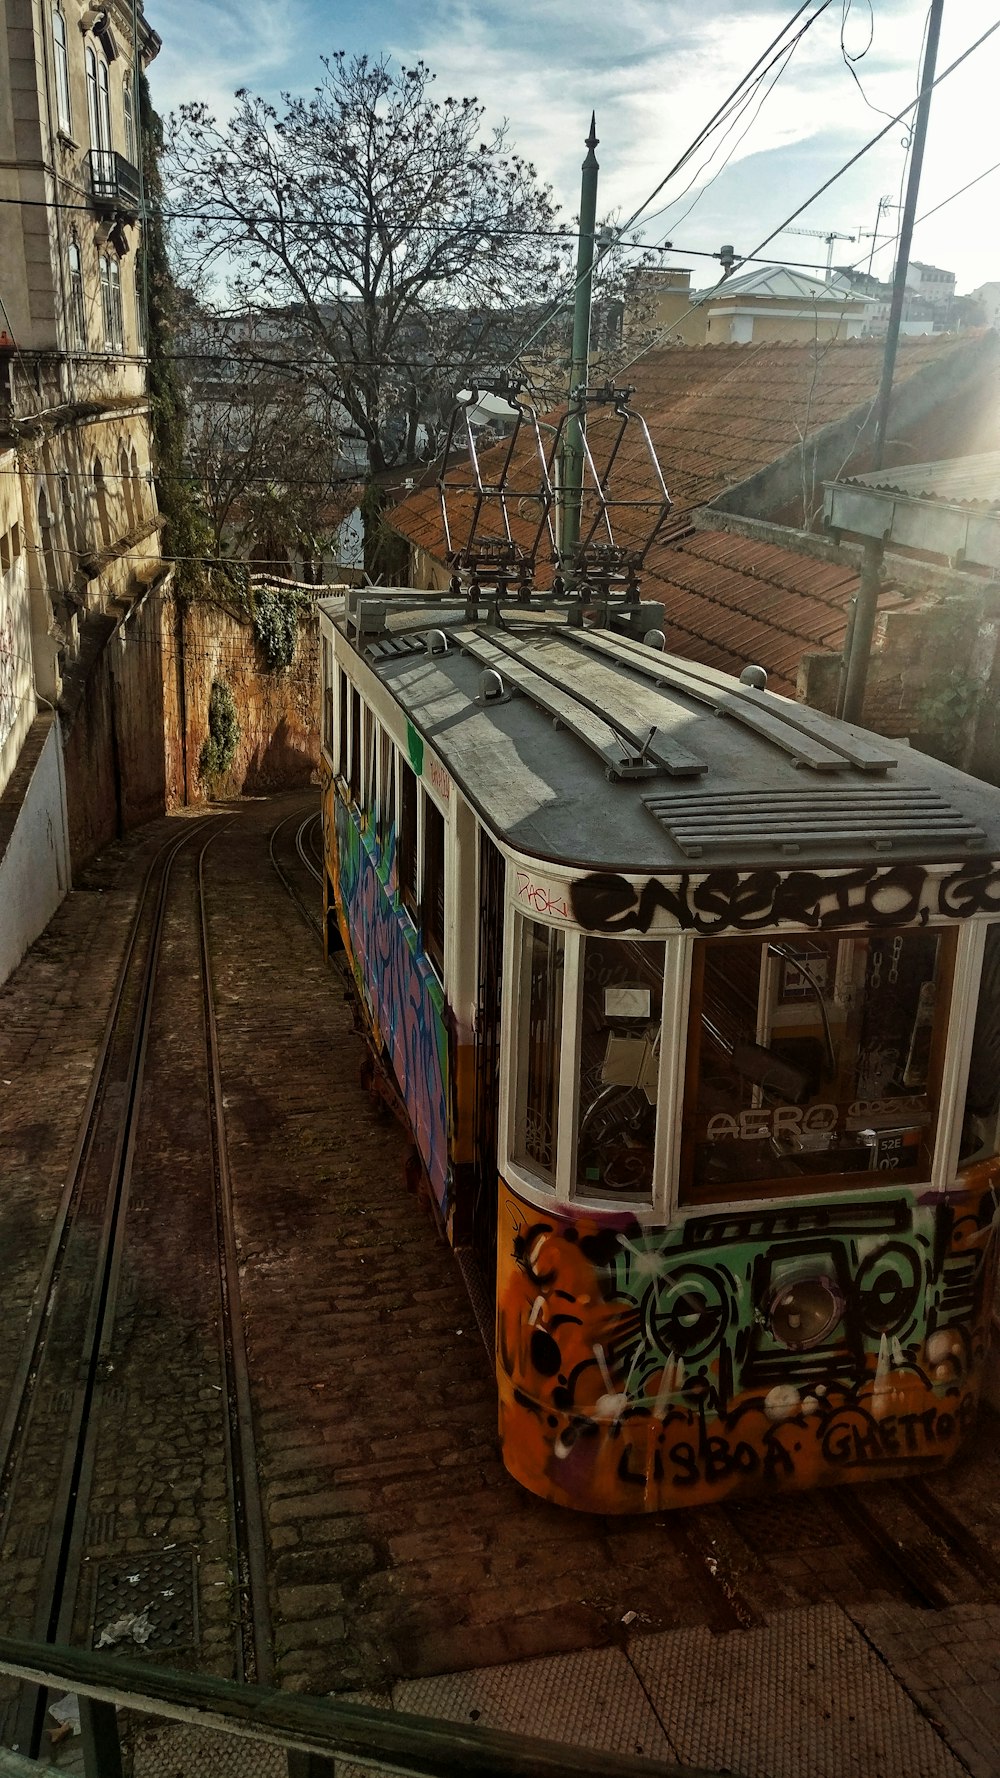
[768,1270,845,1350]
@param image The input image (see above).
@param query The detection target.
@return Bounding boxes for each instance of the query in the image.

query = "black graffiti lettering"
[897,1412,922,1453]
[877,1416,899,1456]
[669,1441,700,1486]
[938,860,1000,920]
[762,1433,796,1480]
[570,873,640,932]
[569,856,994,938]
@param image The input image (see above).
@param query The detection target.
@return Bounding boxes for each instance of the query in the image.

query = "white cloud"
[144,0,1000,290]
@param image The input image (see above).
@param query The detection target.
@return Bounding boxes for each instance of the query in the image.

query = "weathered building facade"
[0,0,168,979]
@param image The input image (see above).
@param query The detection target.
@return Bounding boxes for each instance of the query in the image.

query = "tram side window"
[348,687,362,803]
[398,759,418,915]
[322,638,334,756]
[422,794,445,976]
[681,928,953,1202]
[576,937,664,1201]
[378,734,396,851]
[337,668,348,779]
[364,709,377,818]
[961,924,1000,1167]
[513,920,564,1187]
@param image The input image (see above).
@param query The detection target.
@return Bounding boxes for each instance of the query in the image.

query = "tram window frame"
[337,667,349,781]
[363,707,377,820]
[377,731,396,851]
[572,935,667,1207]
[511,917,566,1191]
[348,686,362,804]
[322,638,334,758]
[959,921,1000,1169]
[398,757,418,917]
[421,790,446,978]
[678,925,956,1205]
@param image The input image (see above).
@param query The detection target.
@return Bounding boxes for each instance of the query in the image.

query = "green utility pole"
[839,0,943,725]
[559,115,600,565]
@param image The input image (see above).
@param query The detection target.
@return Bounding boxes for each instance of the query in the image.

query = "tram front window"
[577,937,664,1201]
[681,929,952,1201]
[513,921,564,1186]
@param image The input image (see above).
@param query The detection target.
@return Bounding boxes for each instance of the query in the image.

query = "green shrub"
[251,583,304,672]
[198,680,240,781]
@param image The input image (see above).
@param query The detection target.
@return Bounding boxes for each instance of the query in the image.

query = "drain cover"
[91,1547,199,1653]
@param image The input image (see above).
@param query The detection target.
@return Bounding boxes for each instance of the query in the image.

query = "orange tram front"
[319,591,1000,1513]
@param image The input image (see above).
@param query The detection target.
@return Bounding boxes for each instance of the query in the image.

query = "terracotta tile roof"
[390,333,971,693]
[646,530,876,698]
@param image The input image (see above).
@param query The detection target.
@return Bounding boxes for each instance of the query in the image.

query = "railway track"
[0,820,272,1756]
[268,806,324,941]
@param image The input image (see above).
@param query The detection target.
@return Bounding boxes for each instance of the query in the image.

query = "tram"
[317,393,1000,1513]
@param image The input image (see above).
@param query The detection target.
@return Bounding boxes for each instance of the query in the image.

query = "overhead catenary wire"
[502,0,838,369]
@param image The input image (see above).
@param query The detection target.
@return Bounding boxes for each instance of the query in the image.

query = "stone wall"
[799,586,1000,784]
[163,595,320,806]
[62,578,171,871]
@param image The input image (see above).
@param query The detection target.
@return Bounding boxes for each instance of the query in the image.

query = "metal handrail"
[0,1636,726,1778]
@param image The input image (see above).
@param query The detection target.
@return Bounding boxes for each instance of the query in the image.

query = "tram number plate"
[872,1127,918,1170]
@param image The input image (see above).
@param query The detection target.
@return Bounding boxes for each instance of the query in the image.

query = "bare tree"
[166,56,570,490]
[180,317,351,579]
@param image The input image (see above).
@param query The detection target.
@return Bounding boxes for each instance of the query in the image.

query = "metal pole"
[559,115,599,565]
[840,0,944,724]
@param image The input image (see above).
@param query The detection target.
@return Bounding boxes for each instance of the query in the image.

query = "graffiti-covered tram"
[318,590,1000,1513]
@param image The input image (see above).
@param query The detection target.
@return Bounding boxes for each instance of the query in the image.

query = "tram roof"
[322,593,1000,876]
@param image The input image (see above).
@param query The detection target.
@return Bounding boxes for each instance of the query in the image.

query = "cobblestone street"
[3,793,1000,1777]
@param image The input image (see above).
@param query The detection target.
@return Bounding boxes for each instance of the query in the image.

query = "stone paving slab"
[393,1644,676,1763]
[855,1600,1000,1778]
[628,1604,963,1778]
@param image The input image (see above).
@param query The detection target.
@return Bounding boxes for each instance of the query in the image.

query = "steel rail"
[268,807,324,942]
[295,811,323,886]
[196,823,275,1686]
[0,830,195,1500]
[5,823,213,1756]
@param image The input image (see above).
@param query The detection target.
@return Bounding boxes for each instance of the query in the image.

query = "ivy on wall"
[198,680,240,781]
[250,582,308,672]
[138,73,213,602]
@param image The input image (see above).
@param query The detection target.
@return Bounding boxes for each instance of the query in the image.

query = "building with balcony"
[0,0,170,981]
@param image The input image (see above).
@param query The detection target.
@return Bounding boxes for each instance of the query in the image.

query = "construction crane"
[781,225,856,280]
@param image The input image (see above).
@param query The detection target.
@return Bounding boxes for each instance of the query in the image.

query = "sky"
[144,1,1000,297]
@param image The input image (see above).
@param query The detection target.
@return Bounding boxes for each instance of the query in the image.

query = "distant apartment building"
[968,282,1000,329]
[630,265,867,347]
[833,260,961,337]
[0,0,168,980]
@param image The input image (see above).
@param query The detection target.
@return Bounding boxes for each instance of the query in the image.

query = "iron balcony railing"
[88,148,141,216]
[0,1635,725,1778]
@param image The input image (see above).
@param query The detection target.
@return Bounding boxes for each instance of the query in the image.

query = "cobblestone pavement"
[2,794,1000,1778]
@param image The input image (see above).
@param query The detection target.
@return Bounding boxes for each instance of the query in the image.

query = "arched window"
[97,58,112,151]
[122,77,136,164]
[85,47,101,149]
[67,239,86,349]
[99,252,123,352]
[93,458,110,548]
[119,445,135,529]
[52,8,72,134]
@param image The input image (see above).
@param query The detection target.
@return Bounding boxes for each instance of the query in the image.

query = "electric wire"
[502,0,837,369]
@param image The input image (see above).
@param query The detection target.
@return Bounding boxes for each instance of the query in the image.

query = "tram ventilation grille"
[366,633,427,659]
[642,787,987,859]
[91,1547,199,1654]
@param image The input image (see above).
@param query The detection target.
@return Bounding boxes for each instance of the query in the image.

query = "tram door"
[472,830,505,1299]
